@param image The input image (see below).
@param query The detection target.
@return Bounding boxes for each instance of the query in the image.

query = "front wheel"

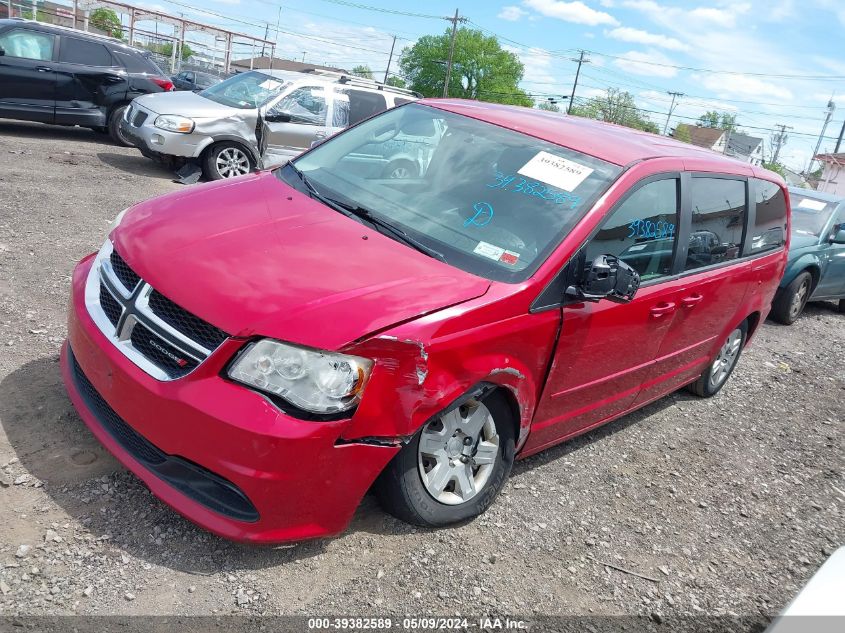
[686,322,747,398]
[375,390,515,527]
[202,142,254,180]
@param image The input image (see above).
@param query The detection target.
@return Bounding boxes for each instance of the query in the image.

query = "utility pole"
[269,6,281,71]
[807,99,836,174]
[384,34,397,85]
[261,23,269,57]
[771,124,792,165]
[442,9,465,98]
[663,91,684,135]
[72,0,78,29]
[567,50,589,114]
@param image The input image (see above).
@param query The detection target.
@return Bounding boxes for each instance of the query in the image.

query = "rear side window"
[686,178,746,271]
[585,178,680,282]
[343,89,388,126]
[0,29,54,61]
[112,49,159,73]
[59,37,113,66]
[750,179,787,253]
[394,97,413,106]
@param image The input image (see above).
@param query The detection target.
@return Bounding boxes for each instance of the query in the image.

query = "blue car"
[770,187,845,324]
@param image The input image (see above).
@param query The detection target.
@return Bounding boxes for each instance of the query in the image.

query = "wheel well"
[805,266,821,291]
[487,385,522,443]
[108,102,130,119]
[203,139,258,164]
[744,311,761,342]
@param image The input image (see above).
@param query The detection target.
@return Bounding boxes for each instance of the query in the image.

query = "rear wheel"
[375,390,515,527]
[838,299,845,314]
[382,159,418,179]
[202,142,253,180]
[686,322,747,398]
[771,271,812,325]
[107,105,132,147]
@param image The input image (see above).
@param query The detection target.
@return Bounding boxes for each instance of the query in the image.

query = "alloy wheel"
[709,328,742,389]
[789,277,810,320]
[417,399,500,505]
[389,166,411,179]
[215,147,250,178]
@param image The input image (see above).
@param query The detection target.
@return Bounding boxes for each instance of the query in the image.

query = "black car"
[171,70,222,91]
[0,19,174,145]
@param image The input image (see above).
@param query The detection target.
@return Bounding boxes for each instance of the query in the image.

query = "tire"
[382,159,418,180]
[202,142,254,180]
[107,105,132,147]
[771,271,813,325]
[838,299,845,314]
[375,390,516,527]
[686,321,747,398]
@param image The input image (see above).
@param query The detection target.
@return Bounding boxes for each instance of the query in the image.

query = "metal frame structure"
[77,0,274,72]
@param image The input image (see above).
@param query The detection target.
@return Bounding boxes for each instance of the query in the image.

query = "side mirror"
[570,255,640,303]
[830,227,845,245]
[264,112,292,123]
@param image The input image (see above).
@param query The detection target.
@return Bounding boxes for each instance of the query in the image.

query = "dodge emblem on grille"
[148,338,189,367]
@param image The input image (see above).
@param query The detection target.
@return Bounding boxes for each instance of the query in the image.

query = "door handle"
[35,66,52,72]
[681,293,704,308]
[650,302,676,317]
[314,130,328,139]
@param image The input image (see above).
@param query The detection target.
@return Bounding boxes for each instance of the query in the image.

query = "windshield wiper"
[287,164,446,262]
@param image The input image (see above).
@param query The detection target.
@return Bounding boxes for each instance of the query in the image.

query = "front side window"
[585,178,679,282]
[200,71,290,109]
[268,87,328,125]
[59,37,113,67]
[790,192,838,237]
[0,29,54,61]
[284,104,622,282]
[686,178,746,271]
[750,179,787,253]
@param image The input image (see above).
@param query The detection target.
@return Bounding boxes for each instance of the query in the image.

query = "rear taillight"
[152,77,174,91]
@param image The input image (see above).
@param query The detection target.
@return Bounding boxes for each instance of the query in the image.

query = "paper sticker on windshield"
[517,151,593,192]
[797,198,826,211]
[473,242,519,265]
[259,79,283,91]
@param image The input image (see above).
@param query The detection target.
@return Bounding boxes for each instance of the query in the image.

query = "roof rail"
[301,68,421,97]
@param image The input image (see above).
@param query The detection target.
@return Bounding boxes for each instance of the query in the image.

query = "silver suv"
[120,68,419,180]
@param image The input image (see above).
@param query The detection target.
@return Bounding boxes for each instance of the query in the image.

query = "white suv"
[120,68,419,180]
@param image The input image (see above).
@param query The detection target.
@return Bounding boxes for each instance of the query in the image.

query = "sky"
[122,0,845,172]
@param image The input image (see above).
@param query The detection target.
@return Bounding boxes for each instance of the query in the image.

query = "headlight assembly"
[228,339,373,414]
[154,114,195,134]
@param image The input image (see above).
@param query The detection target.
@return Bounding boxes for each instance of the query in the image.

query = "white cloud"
[613,50,678,78]
[688,4,750,28]
[498,5,528,21]
[523,0,619,26]
[696,73,793,100]
[504,45,561,88]
[605,26,687,51]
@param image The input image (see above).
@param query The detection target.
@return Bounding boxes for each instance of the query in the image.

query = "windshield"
[200,71,290,109]
[790,194,838,236]
[283,104,622,282]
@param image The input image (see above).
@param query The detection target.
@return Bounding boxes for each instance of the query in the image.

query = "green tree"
[698,110,737,131]
[351,65,374,79]
[762,161,787,178]
[570,88,659,133]
[399,28,532,107]
[144,42,193,61]
[90,8,123,39]
[385,76,407,89]
[673,125,692,143]
[538,100,560,112]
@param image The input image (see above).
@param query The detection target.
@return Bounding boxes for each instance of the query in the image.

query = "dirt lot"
[0,121,842,625]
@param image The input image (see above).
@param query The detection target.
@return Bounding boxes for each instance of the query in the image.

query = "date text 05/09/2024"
[307,616,528,630]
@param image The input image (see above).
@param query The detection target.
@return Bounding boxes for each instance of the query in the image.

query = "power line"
[313,0,446,19]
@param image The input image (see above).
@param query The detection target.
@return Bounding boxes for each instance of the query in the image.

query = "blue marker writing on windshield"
[464,202,494,227]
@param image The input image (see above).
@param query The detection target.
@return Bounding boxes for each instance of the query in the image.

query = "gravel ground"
[0,120,842,625]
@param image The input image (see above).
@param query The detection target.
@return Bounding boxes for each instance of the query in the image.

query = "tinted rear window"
[112,49,160,74]
[750,179,787,253]
[60,36,114,66]
[345,89,388,125]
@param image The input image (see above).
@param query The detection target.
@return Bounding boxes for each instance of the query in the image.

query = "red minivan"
[61,100,789,542]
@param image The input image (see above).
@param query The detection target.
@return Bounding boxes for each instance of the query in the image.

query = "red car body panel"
[61,103,789,542]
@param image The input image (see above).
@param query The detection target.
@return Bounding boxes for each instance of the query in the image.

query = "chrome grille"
[85,240,230,381]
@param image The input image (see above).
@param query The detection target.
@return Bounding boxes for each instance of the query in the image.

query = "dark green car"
[771,187,845,324]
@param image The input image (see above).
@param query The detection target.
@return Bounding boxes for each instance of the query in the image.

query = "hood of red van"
[110,172,490,350]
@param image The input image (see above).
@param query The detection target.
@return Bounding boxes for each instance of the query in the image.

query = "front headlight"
[228,339,373,414]
[154,114,195,134]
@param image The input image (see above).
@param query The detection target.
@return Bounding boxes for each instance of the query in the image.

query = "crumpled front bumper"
[61,255,399,543]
